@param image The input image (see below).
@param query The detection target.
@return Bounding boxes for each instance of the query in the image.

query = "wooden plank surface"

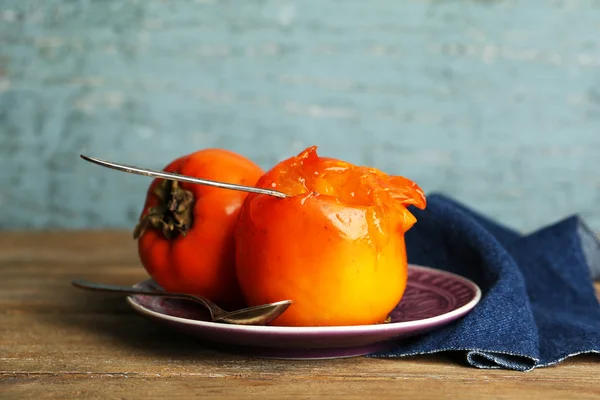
[1,231,599,399]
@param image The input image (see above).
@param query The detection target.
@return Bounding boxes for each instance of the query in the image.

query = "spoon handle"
[72,279,192,300]
[80,155,288,199]
[70,279,223,317]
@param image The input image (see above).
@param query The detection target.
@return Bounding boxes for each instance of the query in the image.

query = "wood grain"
[1,231,599,399]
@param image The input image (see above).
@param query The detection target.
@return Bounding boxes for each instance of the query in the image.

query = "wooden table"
[2,231,599,399]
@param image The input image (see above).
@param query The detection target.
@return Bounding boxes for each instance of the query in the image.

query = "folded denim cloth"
[370,193,600,371]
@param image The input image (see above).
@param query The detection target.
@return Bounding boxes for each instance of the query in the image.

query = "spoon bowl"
[71,279,292,326]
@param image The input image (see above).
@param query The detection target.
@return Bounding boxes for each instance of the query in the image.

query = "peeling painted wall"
[1,0,599,231]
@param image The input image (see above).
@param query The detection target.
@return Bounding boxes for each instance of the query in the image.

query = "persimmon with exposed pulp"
[134,148,264,310]
[234,146,426,327]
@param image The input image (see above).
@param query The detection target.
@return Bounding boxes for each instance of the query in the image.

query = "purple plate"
[127,264,481,359]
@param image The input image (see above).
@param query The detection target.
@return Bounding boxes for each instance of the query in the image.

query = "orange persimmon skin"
[234,146,426,327]
[137,148,264,310]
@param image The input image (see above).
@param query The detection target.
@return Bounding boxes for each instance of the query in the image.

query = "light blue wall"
[1,0,599,231]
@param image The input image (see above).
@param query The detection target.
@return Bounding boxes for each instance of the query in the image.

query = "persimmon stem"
[133,180,195,240]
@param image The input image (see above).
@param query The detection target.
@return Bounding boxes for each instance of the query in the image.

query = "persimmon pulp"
[234,146,426,327]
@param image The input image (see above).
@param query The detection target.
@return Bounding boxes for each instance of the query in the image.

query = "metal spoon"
[80,155,289,199]
[71,279,292,326]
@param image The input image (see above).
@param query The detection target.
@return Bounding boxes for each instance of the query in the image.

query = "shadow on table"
[50,286,228,359]
[49,283,470,368]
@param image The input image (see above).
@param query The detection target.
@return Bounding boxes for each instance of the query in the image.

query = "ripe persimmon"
[134,148,264,310]
[234,146,426,326]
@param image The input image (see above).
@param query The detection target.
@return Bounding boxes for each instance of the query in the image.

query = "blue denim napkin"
[370,193,600,371]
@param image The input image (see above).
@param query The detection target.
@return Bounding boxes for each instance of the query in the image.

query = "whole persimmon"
[134,148,264,310]
[234,146,426,327]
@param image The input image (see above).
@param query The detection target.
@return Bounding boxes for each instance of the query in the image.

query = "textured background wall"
[1,0,599,231]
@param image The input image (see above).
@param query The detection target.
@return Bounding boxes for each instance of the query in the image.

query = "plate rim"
[126,264,482,334]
